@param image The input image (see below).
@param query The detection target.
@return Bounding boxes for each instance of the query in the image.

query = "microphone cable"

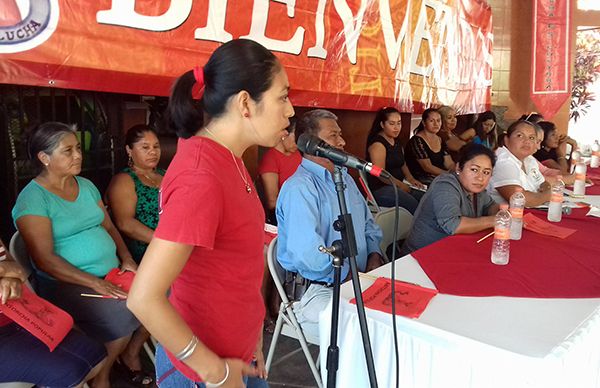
[387,175,401,388]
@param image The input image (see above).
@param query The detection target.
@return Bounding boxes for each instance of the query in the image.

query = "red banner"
[0,0,492,113]
[530,0,571,119]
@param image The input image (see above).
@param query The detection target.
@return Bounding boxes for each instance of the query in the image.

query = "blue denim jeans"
[155,343,268,387]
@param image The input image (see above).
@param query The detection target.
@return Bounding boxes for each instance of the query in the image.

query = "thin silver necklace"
[132,166,159,187]
[204,127,252,194]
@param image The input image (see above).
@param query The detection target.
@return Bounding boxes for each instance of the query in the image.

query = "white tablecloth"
[318,256,600,388]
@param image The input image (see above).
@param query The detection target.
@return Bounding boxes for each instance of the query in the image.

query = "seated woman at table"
[405,108,455,185]
[0,239,107,388]
[401,143,499,254]
[438,105,468,160]
[533,121,572,175]
[257,119,301,223]
[365,106,425,213]
[471,111,498,150]
[486,120,552,207]
[12,122,144,388]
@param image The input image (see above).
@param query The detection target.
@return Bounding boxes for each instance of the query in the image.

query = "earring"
[244,112,249,118]
[128,155,133,168]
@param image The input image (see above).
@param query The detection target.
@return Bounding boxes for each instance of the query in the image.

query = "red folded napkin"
[523,213,577,239]
[351,277,438,319]
[104,268,135,293]
[0,287,73,351]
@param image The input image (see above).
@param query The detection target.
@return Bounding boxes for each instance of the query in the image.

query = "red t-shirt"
[154,137,266,382]
[257,148,302,189]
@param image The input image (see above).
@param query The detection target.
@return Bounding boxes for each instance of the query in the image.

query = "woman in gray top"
[402,143,500,254]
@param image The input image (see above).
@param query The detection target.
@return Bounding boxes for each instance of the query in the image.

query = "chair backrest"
[374,207,413,261]
[267,237,291,306]
[8,231,34,279]
[358,169,381,213]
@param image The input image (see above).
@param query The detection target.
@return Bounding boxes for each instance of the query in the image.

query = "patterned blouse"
[123,167,165,263]
[405,135,449,183]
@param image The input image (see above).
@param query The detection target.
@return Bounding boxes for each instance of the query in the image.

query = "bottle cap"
[500,203,509,210]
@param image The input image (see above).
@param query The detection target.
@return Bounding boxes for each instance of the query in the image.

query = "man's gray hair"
[296,109,338,139]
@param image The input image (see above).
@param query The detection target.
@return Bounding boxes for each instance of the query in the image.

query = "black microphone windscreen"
[297,133,322,155]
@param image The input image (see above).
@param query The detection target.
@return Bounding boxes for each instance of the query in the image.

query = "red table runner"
[585,167,600,194]
[412,209,600,298]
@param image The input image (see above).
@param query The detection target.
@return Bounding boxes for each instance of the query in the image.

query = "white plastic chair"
[8,232,33,280]
[358,170,381,214]
[374,207,413,262]
[265,238,323,388]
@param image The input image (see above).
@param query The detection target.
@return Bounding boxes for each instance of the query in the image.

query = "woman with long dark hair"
[365,106,425,213]
[127,39,295,387]
[472,111,498,150]
[405,108,455,185]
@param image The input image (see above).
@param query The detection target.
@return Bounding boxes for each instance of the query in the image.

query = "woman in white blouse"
[487,120,551,207]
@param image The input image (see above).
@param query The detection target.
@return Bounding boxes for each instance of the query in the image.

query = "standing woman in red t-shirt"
[127,39,295,388]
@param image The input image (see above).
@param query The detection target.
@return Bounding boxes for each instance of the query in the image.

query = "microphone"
[297,133,391,179]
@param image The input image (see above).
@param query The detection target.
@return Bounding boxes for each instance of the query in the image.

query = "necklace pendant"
[245,184,252,194]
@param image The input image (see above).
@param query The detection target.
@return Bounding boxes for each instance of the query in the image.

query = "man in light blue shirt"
[276,109,384,341]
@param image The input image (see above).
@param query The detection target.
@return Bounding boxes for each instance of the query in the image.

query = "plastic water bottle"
[491,204,512,265]
[591,141,600,168]
[573,162,587,197]
[547,176,565,222]
[571,150,581,174]
[509,188,525,240]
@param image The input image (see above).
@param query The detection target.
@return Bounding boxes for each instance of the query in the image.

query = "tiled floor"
[110,333,320,388]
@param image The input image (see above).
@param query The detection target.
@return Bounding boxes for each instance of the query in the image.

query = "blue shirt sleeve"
[276,177,350,282]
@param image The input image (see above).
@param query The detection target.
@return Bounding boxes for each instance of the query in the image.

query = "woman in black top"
[533,121,570,174]
[365,107,425,213]
[405,108,455,185]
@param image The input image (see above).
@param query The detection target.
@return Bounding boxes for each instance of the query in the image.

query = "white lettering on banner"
[96,0,192,31]
[94,0,493,98]
[194,0,233,43]
[458,16,476,85]
[241,0,305,55]
[379,0,409,70]
[409,0,435,77]
[332,0,370,64]
[307,0,328,59]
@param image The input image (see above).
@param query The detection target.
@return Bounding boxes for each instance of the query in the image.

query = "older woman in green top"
[106,124,165,263]
[12,122,144,388]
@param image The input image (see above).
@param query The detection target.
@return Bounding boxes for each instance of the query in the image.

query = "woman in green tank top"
[106,125,164,263]
[105,124,164,384]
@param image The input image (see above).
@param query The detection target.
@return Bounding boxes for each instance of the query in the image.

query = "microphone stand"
[321,166,378,388]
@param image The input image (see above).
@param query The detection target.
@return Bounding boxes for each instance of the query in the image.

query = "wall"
[488,0,577,136]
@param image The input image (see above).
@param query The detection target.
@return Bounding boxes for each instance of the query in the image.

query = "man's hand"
[365,253,385,272]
